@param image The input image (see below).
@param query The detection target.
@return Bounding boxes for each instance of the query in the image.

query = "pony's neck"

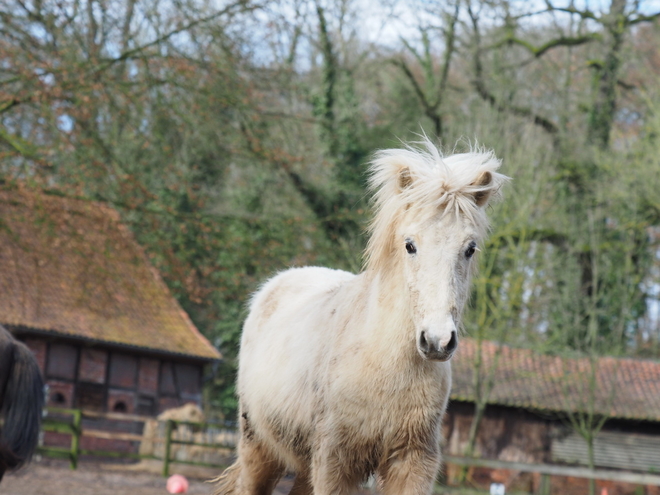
[353,267,438,383]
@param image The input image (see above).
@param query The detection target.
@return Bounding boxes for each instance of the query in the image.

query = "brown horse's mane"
[0,326,44,482]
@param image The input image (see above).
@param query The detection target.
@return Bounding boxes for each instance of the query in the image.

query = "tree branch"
[438,0,460,103]
[0,98,20,114]
[628,11,660,25]
[467,4,559,137]
[545,1,599,21]
[501,33,601,58]
[94,1,256,74]
[0,126,40,158]
[391,59,438,115]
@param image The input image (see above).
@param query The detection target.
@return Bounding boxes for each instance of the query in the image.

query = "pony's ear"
[397,167,413,191]
[471,171,493,207]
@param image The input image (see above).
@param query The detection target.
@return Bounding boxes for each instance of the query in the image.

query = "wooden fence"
[39,407,237,476]
[37,408,660,491]
[444,455,660,493]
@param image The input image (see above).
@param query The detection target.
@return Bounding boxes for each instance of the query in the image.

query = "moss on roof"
[0,185,220,361]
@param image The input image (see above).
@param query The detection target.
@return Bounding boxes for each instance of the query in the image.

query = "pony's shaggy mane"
[365,138,507,272]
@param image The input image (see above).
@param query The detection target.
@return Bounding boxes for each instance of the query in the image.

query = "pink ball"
[166,474,189,494]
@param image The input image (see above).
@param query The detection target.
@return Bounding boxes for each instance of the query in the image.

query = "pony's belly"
[238,369,318,470]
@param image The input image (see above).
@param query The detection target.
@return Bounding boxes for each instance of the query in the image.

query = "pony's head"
[366,139,507,362]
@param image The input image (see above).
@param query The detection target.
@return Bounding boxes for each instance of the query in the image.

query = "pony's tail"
[0,340,44,481]
[210,461,241,494]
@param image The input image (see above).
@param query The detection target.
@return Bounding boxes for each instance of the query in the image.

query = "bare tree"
[465,0,660,149]
[392,0,461,139]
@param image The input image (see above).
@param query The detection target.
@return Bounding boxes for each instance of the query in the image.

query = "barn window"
[46,381,74,407]
[46,343,78,380]
[107,390,135,414]
[108,353,138,389]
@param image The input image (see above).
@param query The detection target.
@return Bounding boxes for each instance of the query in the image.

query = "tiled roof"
[452,339,660,422]
[0,185,220,361]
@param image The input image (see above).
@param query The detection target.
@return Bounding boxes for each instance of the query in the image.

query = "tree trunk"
[587,433,596,495]
[587,0,627,148]
[315,4,338,159]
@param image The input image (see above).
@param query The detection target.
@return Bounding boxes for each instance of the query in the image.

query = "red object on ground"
[166,474,189,494]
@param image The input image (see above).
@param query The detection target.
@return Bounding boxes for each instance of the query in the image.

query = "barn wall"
[79,348,107,383]
[138,358,159,393]
[20,335,205,416]
[24,338,47,373]
[442,402,660,495]
[444,401,551,463]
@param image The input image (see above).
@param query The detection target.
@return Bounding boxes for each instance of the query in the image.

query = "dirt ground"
[1,458,296,495]
[3,459,481,494]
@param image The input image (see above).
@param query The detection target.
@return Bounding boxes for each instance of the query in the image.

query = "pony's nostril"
[445,331,458,353]
[419,331,429,353]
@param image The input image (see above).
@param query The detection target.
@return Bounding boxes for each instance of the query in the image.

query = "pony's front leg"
[288,470,313,495]
[310,442,359,495]
[214,436,284,495]
[377,446,441,495]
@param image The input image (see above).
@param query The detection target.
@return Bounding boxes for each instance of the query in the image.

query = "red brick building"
[0,185,221,417]
[445,339,660,494]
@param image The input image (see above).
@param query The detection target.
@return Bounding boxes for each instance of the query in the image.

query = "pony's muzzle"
[418,330,458,361]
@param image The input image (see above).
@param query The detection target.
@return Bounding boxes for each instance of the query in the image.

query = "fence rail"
[444,455,660,487]
[39,407,234,476]
[37,408,660,489]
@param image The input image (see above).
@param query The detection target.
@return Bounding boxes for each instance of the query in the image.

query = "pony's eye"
[405,241,417,254]
[465,241,477,259]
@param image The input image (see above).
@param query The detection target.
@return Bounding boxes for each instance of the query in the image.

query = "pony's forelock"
[364,138,508,272]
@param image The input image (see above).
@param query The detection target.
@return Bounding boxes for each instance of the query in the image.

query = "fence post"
[163,419,174,477]
[537,473,551,495]
[70,409,82,470]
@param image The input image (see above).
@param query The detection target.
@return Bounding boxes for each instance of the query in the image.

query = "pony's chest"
[322,388,444,468]
[325,359,449,429]
[327,347,448,398]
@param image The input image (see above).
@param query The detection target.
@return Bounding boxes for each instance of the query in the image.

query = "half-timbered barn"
[0,185,221,418]
[445,339,660,495]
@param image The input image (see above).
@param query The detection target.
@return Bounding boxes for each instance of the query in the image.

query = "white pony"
[214,139,507,495]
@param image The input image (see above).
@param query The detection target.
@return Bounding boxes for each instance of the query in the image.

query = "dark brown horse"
[0,324,44,482]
